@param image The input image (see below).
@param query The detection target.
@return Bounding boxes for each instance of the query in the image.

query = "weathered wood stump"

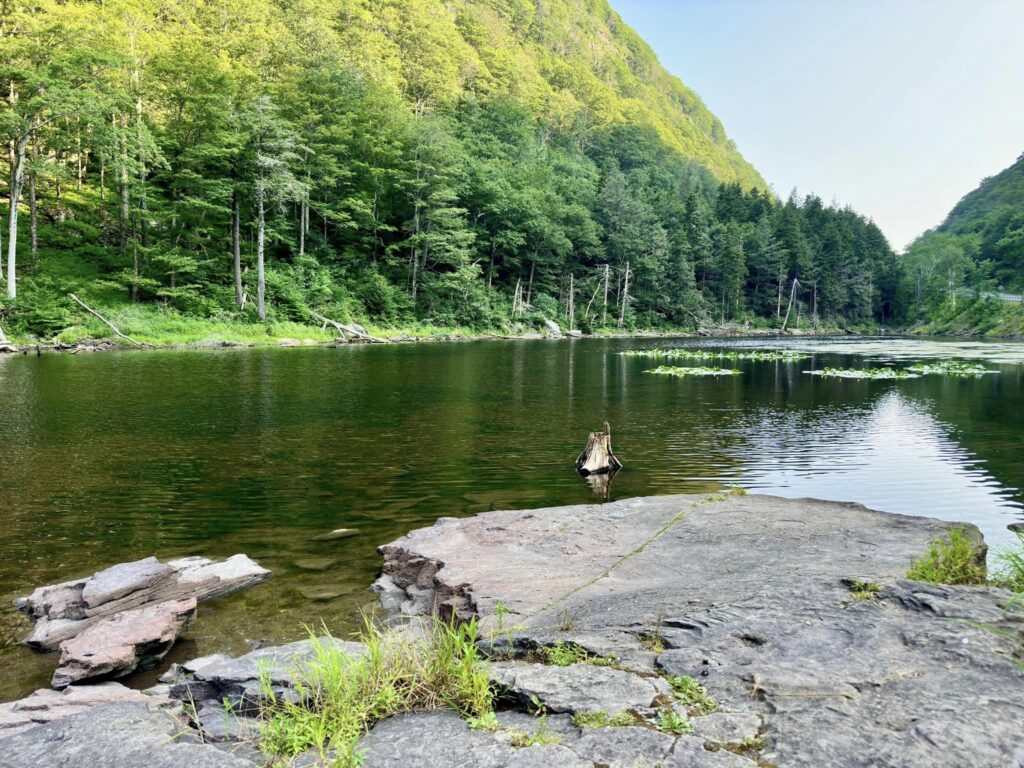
[575,421,623,476]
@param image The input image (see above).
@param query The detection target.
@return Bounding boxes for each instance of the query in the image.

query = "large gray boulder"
[375,493,1024,768]
[0,702,259,767]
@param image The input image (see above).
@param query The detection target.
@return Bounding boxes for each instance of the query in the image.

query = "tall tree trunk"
[29,166,36,263]
[299,197,306,257]
[232,190,243,309]
[526,259,535,306]
[7,131,29,299]
[602,264,609,326]
[256,166,267,321]
[618,261,630,328]
[776,274,783,319]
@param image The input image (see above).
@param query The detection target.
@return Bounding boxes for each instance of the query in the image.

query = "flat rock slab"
[489,661,669,714]
[0,702,259,767]
[52,598,197,688]
[0,683,177,739]
[16,554,271,650]
[376,493,1024,768]
[688,712,760,745]
[357,711,513,768]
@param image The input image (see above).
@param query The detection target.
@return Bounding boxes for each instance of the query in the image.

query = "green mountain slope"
[1,0,901,343]
[903,152,1024,335]
[939,152,1024,287]
[316,0,765,189]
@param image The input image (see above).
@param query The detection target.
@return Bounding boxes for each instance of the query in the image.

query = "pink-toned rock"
[15,554,270,650]
[52,598,197,689]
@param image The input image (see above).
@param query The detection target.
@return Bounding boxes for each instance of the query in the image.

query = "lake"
[1,335,1022,700]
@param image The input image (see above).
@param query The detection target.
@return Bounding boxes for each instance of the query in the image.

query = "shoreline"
[0,325,909,357]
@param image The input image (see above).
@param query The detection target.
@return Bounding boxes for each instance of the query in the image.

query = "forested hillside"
[0,0,903,343]
[902,152,1023,335]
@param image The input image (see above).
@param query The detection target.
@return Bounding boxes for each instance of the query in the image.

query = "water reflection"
[721,390,1020,550]
[0,337,1021,701]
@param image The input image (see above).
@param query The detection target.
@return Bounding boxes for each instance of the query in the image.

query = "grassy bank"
[0,300,870,351]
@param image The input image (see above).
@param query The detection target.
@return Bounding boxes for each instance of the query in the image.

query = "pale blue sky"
[613,0,1024,250]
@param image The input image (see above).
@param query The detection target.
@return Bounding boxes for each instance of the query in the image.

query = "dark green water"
[1,336,1022,700]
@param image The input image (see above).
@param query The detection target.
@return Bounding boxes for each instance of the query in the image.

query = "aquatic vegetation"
[258,618,493,766]
[804,367,918,380]
[646,365,742,377]
[905,361,998,377]
[625,348,807,362]
[906,528,987,586]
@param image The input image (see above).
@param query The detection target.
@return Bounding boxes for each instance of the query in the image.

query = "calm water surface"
[1,336,1022,699]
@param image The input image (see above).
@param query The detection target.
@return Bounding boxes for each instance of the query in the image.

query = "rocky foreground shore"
[2,493,1023,767]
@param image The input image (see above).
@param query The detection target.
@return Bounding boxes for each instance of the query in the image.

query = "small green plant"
[906,528,987,585]
[571,711,636,728]
[494,601,509,634]
[557,609,577,632]
[640,609,667,653]
[991,531,1024,593]
[656,709,693,735]
[668,676,716,714]
[508,716,562,748]
[848,579,882,601]
[466,711,500,731]
[543,641,589,667]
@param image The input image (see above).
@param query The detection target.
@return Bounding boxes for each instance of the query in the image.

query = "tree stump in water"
[576,422,623,476]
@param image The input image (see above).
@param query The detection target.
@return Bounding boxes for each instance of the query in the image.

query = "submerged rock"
[52,598,197,688]
[311,528,359,541]
[376,493,1024,768]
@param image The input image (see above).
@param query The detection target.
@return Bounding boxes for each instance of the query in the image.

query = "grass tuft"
[906,528,987,585]
[991,531,1024,593]
[258,618,493,766]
